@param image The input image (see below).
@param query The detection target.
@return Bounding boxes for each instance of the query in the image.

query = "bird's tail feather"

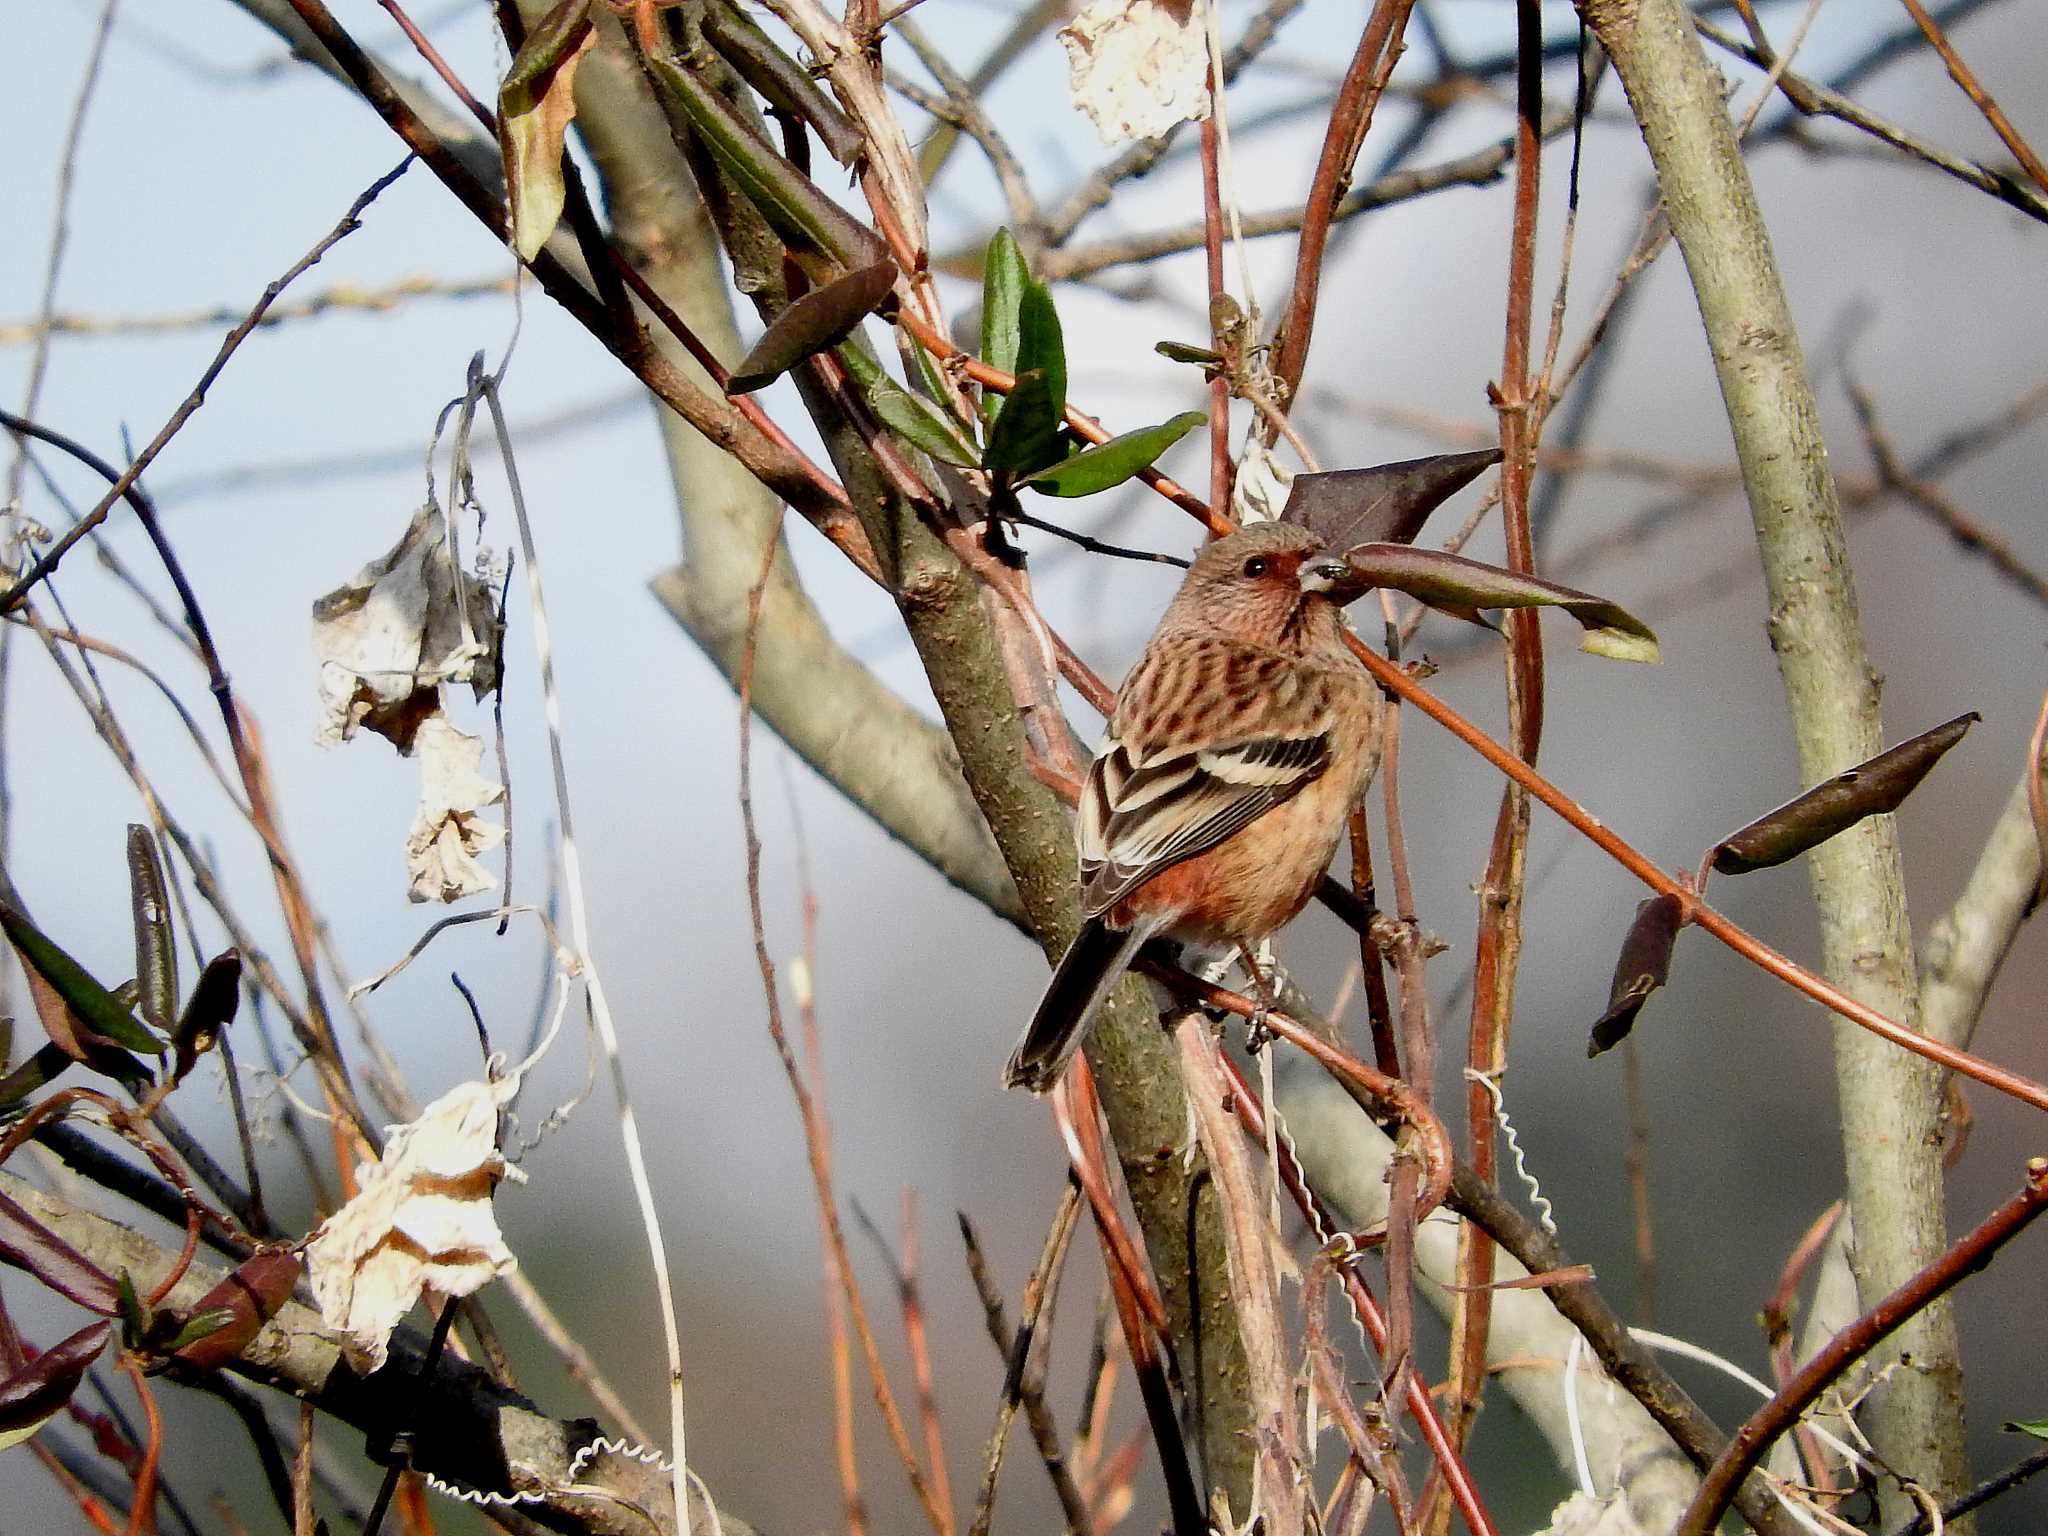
[1005,914,1167,1093]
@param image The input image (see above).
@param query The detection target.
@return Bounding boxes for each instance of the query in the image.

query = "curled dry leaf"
[1281,449,1502,549]
[0,1321,111,1452]
[306,1078,525,1374]
[0,1186,121,1316]
[1590,892,1685,1056]
[1710,711,1981,875]
[498,0,598,261]
[312,505,500,753]
[170,1251,303,1372]
[1535,1490,1646,1536]
[1060,0,1212,145]
[406,715,506,904]
[1340,543,1661,663]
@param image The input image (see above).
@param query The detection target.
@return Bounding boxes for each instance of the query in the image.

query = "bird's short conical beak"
[1299,554,1374,607]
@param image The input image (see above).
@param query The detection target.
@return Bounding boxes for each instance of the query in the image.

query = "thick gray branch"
[0,1170,751,1536]
[1578,2,1970,1523]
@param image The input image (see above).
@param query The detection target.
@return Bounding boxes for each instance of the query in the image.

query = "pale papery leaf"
[311,506,499,753]
[305,1078,525,1374]
[405,714,506,904]
[1059,0,1212,145]
[497,0,597,260]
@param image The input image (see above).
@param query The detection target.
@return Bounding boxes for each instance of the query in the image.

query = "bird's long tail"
[1005,913,1168,1093]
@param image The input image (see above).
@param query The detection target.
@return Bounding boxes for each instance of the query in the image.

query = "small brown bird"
[1005,521,1383,1092]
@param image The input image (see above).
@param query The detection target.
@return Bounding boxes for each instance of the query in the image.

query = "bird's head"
[1168,521,1370,649]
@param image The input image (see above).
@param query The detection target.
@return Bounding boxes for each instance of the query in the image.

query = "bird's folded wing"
[1078,728,1332,915]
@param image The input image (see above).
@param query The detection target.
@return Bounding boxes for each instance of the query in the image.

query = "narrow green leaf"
[1023,411,1205,497]
[700,1,864,166]
[497,0,597,260]
[982,369,1064,477]
[0,904,160,1054]
[1017,281,1066,421]
[727,261,899,394]
[127,825,176,1033]
[1155,339,1224,371]
[908,335,955,409]
[642,52,887,271]
[1589,893,1685,1056]
[867,373,983,467]
[0,1042,73,1109]
[1711,713,1982,876]
[1341,544,1661,663]
[2004,1418,2048,1441]
[980,228,1028,424]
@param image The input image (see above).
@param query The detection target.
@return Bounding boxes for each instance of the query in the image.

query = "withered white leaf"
[312,506,500,753]
[1059,0,1212,146]
[1533,1492,1642,1536]
[406,714,506,904]
[306,1077,526,1374]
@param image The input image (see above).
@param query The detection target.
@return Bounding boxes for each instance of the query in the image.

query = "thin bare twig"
[961,1188,1091,1536]
[735,514,953,1536]
[1678,1159,2048,1536]
[1895,0,2048,195]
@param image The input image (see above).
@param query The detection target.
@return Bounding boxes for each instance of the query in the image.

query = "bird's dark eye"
[1242,556,1269,578]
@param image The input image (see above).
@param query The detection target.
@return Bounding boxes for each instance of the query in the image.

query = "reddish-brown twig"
[793,885,868,1536]
[1267,0,1417,404]
[1057,1066,1204,1536]
[1198,83,1232,516]
[898,1194,954,1528]
[736,525,953,1536]
[118,1356,163,1536]
[1050,1072,1171,1335]
[1146,968,1453,1226]
[1337,626,2048,1113]
[1763,1200,1846,1499]
[1444,5,1548,1503]
[961,1188,1093,1536]
[1217,1053,1496,1536]
[1678,1158,2048,1536]
[1895,0,2048,195]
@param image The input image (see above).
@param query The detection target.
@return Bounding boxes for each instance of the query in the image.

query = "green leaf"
[727,261,899,394]
[699,2,864,166]
[1711,713,1981,875]
[497,0,597,260]
[641,52,887,272]
[1155,339,1224,371]
[2005,1418,2048,1440]
[981,229,1028,375]
[164,1308,239,1356]
[867,373,983,467]
[1016,281,1066,421]
[127,825,176,1033]
[980,228,1028,423]
[1339,544,1661,663]
[982,369,1065,478]
[1023,411,1205,497]
[0,903,160,1054]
